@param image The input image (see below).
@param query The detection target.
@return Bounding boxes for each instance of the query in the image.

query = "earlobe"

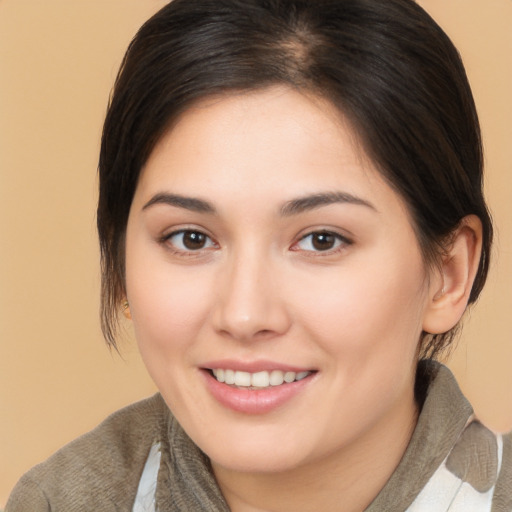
[122,300,132,320]
[423,215,483,334]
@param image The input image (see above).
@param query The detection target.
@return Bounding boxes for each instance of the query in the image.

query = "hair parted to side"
[98,0,492,359]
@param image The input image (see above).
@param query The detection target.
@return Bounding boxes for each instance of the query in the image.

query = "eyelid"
[290,229,353,254]
[160,227,219,255]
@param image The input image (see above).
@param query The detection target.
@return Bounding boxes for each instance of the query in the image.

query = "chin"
[210,448,307,474]
[194,425,318,474]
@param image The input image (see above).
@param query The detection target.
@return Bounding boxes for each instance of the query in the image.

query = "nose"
[212,250,291,342]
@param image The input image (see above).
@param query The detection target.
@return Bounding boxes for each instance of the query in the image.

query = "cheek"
[125,250,214,359]
[290,251,428,359]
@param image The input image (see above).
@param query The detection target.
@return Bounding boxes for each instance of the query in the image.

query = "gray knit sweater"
[6,362,512,511]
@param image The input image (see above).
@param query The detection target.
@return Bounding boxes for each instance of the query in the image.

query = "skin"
[124,87,476,511]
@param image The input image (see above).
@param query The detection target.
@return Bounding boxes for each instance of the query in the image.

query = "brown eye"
[166,230,215,251]
[182,231,207,249]
[311,232,336,251]
[294,231,349,253]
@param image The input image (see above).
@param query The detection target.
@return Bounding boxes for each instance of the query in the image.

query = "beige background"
[0,0,510,505]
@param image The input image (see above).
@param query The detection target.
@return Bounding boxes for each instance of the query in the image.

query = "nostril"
[254,329,275,338]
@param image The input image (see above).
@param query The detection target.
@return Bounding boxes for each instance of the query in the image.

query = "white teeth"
[251,371,270,388]
[234,371,251,387]
[224,369,235,385]
[269,370,284,386]
[284,371,296,383]
[211,369,312,388]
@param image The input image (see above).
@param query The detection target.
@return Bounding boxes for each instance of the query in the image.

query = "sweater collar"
[154,360,472,511]
[366,360,474,511]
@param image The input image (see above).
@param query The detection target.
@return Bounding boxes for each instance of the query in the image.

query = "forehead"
[141,89,358,178]
[134,86,409,222]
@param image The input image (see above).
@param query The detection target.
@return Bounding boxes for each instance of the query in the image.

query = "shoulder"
[427,365,512,510]
[6,394,168,512]
[492,430,512,510]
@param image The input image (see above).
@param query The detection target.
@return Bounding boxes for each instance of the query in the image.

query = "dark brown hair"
[98,0,493,358]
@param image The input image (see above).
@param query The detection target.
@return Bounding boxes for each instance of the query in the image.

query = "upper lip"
[201,359,315,373]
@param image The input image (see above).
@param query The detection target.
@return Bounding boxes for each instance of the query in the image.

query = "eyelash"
[160,229,218,257]
[160,229,352,257]
[291,230,352,255]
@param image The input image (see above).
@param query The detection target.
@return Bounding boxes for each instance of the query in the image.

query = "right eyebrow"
[142,193,217,214]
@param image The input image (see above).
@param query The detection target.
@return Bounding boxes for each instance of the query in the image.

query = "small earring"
[122,300,132,320]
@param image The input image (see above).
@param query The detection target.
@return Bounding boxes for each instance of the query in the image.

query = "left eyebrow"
[280,192,377,216]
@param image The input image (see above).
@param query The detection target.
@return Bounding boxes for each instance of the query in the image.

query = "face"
[125,87,433,475]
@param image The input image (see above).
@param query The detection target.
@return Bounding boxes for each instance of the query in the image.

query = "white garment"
[133,442,162,512]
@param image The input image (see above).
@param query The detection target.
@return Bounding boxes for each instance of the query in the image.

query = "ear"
[122,299,132,320]
[422,215,483,335]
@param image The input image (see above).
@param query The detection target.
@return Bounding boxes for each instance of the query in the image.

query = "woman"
[6,0,510,510]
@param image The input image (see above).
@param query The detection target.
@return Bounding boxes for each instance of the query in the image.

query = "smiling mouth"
[209,369,313,389]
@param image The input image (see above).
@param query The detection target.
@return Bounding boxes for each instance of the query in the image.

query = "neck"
[212,393,418,512]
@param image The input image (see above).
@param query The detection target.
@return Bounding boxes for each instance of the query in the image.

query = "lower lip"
[201,370,315,415]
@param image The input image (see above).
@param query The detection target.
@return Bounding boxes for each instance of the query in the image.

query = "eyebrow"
[280,192,377,216]
[142,193,217,214]
[142,191,376,216]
